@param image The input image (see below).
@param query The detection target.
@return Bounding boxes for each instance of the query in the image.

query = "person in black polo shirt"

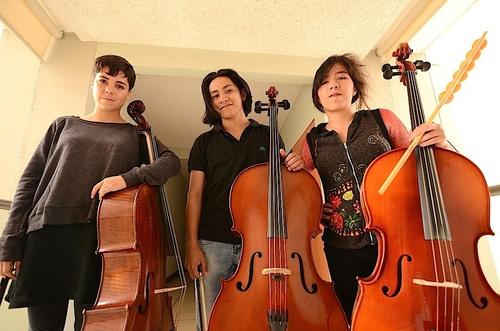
[185,68,304,330]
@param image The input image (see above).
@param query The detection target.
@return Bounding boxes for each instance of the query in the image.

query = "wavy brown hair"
[312,53,369,112]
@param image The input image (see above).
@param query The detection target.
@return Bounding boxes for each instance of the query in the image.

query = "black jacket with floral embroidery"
[306,109,392,249]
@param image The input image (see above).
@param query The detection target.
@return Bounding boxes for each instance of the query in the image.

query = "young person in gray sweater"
[0,55,180,330]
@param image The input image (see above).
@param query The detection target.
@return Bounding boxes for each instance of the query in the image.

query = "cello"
[207,87,348,330]
[352,43,500,330]
[82,100,186,330]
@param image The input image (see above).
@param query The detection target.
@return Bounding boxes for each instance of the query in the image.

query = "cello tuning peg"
[279,100,290,110]
[382,69,401,80]
[255,101,268,114]
[414,60,431,72]
[381,63,392,72]
[381,64,400,80]
[254,101,262,114]
[383,70,394,80]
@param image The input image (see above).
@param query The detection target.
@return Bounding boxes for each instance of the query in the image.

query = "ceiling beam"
[96,42,323,84]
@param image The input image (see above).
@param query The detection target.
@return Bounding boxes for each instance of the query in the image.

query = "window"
[0,20,41,210]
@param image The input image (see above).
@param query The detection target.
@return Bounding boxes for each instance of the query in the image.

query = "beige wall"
[0,32,98,331]
[280,85,323,150]
[0,29,40,201]
[0,28,39,331]
[164,173,188,278]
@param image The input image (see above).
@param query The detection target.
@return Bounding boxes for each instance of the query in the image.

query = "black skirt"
[6,222,101,308]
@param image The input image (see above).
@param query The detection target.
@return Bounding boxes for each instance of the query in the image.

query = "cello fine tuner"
[262,268,292,276]
[412,278,463,289]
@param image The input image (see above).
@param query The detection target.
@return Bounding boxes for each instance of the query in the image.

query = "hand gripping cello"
[207,87,348,331]
[82,100,187,331]
[352,39,500,330]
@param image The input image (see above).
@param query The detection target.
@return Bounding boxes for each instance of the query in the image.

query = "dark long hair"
[201,69,252,126]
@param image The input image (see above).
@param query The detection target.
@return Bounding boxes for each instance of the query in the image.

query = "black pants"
[324,244,378,323]
[27,301,92,331]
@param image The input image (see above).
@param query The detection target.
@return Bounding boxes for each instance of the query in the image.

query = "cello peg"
[381,64,400,80]
[279,100,290,110]
[414,60,431,72]
[254,101,269,114]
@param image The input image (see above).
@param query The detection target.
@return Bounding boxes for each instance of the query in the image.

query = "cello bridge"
[262,268,292,276]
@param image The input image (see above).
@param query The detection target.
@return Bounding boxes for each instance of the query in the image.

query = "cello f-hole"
[454,259,488,309]
[291,252,318,294]
[236,251,262,292]
[382,254,412,297]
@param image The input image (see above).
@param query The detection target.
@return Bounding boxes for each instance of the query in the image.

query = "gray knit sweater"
[0,116,180,261]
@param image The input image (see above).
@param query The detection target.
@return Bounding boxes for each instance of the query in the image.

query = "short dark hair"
[94,55,136,90]
[201,69,253,126]
[312,53,368,112]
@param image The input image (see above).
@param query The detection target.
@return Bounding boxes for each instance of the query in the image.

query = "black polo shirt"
[188,119,283,244]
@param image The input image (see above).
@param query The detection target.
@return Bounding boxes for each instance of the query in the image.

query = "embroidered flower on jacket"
[353,201,361,214]
[344,213,361,231]
[330,212,344,231]
[342,190,354,201]
[329,194,342,209]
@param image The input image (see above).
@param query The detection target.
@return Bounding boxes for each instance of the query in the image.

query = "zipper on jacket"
[343,143,375,245]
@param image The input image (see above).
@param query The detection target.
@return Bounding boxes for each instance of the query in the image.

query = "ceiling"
[38,0,412,58]
[36,0,415,162]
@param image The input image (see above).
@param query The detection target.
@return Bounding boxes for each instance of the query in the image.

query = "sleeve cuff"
[121,168,142,187]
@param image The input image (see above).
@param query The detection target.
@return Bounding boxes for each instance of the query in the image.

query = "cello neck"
[126,99,187,324]
[404,66,452,241]
[405,70,426,130]
[267,87,287,239]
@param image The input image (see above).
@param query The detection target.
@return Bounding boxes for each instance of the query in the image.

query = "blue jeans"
[196,239,241,331]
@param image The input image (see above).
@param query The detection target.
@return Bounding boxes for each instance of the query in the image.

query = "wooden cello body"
[82,184,174,330]
[352,44,500,330]
[353,148,500,330]
[82,100,185,331]
[207,87,348,331]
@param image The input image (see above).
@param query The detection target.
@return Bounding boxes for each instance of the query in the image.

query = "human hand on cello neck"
[0,260,21,280]
[280,149,305,171]
[410,122,452,150]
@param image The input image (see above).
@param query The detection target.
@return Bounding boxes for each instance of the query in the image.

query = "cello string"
[278,104,287,314]
[424,145,455,328]
[407,71,443,329]
[272,99,279,313]
[409,71,459,329]
[422,122,462,330]
[268,103,276,312]
[274,98,287,314]
[150,129,187,326]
